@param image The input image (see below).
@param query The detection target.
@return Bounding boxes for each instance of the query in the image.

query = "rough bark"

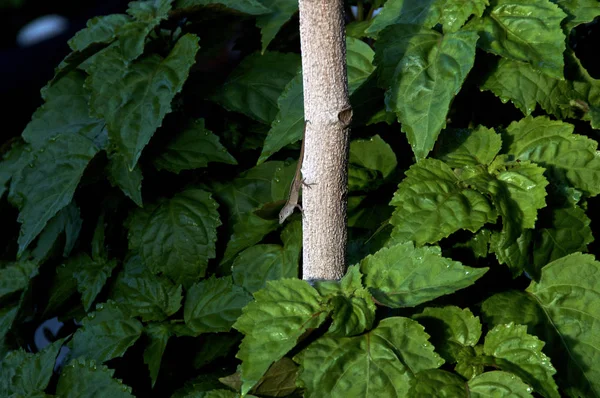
[298,0,351,281]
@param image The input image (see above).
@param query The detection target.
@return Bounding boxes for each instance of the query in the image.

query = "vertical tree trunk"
[298,0,351,281]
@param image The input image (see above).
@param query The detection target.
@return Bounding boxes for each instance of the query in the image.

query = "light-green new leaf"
[484,324,559,398]
[140,189,221,288]
[465,0,567,79]
[503,116,600,196]
[184,276,252,334]
[233,279,331,395]
[153,119,237,173]
[389,158,497,245]
[87,33,199,170]
[386,29,478,160]
[56,358,134,397]
[295,317,444,397]
[69,302,143,363]
[360,242,487,308]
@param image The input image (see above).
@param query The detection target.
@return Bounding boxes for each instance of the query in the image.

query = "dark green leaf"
[56,358,134,397]
[141,189,221,288]
[0,141,29,200]
[30,202,82,262]
[348,135,397,192]
[366,0,440,37]
[0,261,37,300]
[211,52,300,124]
[111,255,183,322]
[255,0,298,52]
[175,0,271,15]
[107,154,143,207]
[408,369,467,396]
[153,119,237,173]
[232,220,301,293]
[552,0,600,30]
[184,276,252,334]
[67,253,118,311]
[233,279,331,395]
[68,14,131,52]
[295,317,444,397]
[143,323,171,388]
[70,302,143,363]
[87,33,200,169]
[361,242,488,308]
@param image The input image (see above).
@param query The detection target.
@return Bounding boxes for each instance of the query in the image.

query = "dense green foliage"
[1,0,600,396]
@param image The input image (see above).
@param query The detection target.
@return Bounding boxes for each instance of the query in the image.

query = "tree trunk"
[298,0,351,281]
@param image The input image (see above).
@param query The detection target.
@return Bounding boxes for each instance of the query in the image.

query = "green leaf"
[125,203,159,252]
[70,302,143,363]
[408,369,467,396]
[111,254,183,322]
[490,230,533,276]
[413,306,482,364]
[258,37,372,164]
[435,0,490,33]
[389,158,497,245]
[107,154,143,207]
[232,220,301,293]
[118,0,173,61]
[56,358,134,397]
[552,0,600,30]
[22,71,104,150]
[484,323,559,398]
[348,135,397,192]
[255,0,298,52]
[143,323,171,388]
[532,206,593,273]
[295,317,444,397]
[526,253,600,396]
[257,73,304,165]
[386,29,478,160]
[141,188,221,288]
[0,141,29,200]
[0,261,37,300]
[211,52,300,124]
[0,304,19,343]
[468,371,534,397]
[465,0,566,79]
[192,333,241,368]
[30,202,82,262]
[436,126,502,168]
[211,161,296,263]
[0,338,64,396]
[153,119,237,173]
[503,116,600,196]
[87,33,200,169]
[14,133,101,256]
[250,357,298,397]
[480,160,549,249]
[360,242,488,308]
[315,265,376,337]
[175,0,271,15]
[366,0,441,37]
[346,37,376,94]
[184,276,252,334]
[233,279,331,395]
[454,228,492,259]
[66,253,118,312]
[68,14,131,52]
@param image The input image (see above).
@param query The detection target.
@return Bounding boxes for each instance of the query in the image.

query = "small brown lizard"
[279,122,309,224]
